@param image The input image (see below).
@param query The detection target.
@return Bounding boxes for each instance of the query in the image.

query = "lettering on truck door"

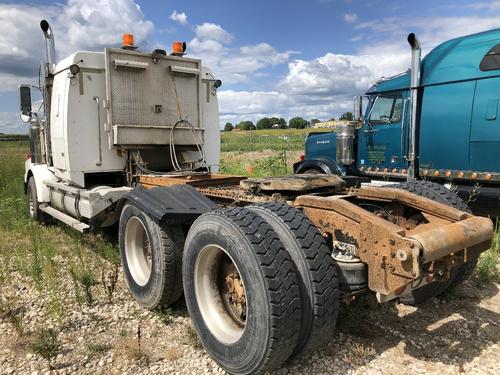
[358,93,408,171]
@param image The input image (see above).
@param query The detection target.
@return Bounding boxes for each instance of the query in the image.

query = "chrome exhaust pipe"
[40,20,56,74]
[407,33,421,181]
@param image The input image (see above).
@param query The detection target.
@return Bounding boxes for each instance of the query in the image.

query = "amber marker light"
[172,41,186,56]
[434,170,440,176]
[423,169,429,176]
[445,171,452,177]
[123,33,134,47]
[392,168,397,173]
[485,173,492,180]
[471,172,478,180]
[457,171,464,178]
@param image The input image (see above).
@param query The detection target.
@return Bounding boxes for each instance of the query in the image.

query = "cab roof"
[367,28,500,95]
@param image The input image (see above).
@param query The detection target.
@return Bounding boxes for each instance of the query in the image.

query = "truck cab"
[297,28,500,216]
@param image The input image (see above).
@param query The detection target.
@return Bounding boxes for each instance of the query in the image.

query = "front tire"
[27,176,49,224]
[183,208,302,374]
[119,203,184,309]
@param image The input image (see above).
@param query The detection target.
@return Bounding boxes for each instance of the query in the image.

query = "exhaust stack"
[40,20,56,74]
[407,33,421,181]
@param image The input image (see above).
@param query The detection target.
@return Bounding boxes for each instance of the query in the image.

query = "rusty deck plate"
[139,173,246,189]
[240,174,345,192]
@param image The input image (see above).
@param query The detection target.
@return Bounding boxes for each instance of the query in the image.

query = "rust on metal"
[295,189,493,296]
[240,174,345,192]
[222,263,247,326]
[296,195,422,294]
[139,173,246,189]
[410,216,493,263]
[354,186,468,221]
[137,172,494,298]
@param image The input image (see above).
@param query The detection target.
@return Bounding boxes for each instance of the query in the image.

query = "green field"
[220,127,331,152]
[0,134,29,141]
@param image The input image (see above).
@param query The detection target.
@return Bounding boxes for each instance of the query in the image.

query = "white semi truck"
[20,20,493,374]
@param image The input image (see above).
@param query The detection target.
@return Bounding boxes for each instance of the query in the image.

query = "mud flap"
[123,184,217,225]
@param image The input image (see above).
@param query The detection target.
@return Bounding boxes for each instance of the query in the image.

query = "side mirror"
[19,85,32,123]
[353,95,364,121]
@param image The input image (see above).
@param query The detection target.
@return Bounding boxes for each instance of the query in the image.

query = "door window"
[368,94,403,125]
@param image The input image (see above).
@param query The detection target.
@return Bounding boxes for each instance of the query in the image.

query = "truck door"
[470,77,500,172]
[358,92,408,172]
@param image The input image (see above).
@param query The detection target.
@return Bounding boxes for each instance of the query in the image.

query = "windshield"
[368,94,403,124]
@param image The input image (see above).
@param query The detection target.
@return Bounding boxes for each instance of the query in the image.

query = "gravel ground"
[0,255,499,375]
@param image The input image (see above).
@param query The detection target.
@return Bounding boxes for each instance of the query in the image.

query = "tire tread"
[248,203,339,357]
[199,207,302,373]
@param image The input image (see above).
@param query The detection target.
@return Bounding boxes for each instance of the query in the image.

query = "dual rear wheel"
[119,204,340,374]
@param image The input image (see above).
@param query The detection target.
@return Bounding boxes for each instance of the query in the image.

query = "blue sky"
[1,0,500,132]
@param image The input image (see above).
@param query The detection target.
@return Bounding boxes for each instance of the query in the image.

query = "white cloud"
[468,1,500,10]
[356,15,500,53]
[218,88,353,126]
[195,23,233,44]
[216,46,409,125]
[188,23,294,84]
[219,90,289,116]
[57,0,154,53]
[344,13,358,24]
[0,0,154,133]
[169,10,187,25]
[281,53,375,96]
[0,0,154,92]
[218,11,500,126]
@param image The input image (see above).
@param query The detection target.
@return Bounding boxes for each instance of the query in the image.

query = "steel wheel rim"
[28,191,35,218]
[125,216,152,286]
[194,244,247,344]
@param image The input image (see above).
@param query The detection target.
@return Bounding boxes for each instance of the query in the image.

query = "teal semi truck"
[294,30,500,217]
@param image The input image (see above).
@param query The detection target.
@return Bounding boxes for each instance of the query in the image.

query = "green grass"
[29,328,61,368]
[220,128,331,152]
[475,219,500,283]
[220,150,294,177]
[0,142,119,322]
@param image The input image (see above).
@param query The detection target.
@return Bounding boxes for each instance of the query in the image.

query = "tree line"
[223,112,354,131]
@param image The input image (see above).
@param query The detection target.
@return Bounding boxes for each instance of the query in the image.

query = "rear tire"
[183,208,302,374]
[119,203,184,309]
[390,180,478,305]
[247,203,340,358]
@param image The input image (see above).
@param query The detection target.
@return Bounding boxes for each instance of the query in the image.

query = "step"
[40,205,90,233]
